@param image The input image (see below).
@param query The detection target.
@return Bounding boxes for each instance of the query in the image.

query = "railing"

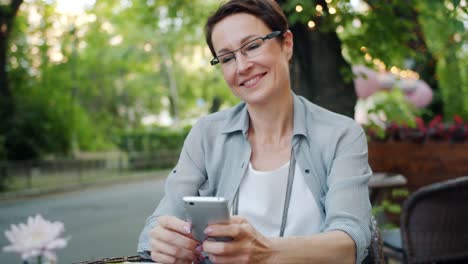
[0,151,180,194]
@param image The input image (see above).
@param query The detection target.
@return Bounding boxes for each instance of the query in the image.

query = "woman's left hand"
[201,216,273,264]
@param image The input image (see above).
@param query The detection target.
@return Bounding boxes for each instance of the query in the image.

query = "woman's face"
[211,13,293,106]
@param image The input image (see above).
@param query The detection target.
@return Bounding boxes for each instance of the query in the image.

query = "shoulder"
[296,95,363,138]
[189,101,246,138]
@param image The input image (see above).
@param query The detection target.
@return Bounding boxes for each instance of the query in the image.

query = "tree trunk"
[279,0,356,118]
[0,0,23,161]
[157,43,180,126]
[0,19,10,98]
[290,22,356,117]
[0,0,23,98]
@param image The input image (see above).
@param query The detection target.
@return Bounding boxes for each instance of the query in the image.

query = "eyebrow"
[216,34,260,55]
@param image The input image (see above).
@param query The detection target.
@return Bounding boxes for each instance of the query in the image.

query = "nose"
[235,53,252,74]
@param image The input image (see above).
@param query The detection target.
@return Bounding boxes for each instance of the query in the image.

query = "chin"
[239,91,272,106]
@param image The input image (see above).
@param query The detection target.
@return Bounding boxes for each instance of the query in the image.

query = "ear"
[282,30,294,61]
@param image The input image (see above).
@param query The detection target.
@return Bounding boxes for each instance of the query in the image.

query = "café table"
[368,172,407,205]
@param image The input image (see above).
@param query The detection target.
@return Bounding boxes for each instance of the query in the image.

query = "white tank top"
[238,162,322,237]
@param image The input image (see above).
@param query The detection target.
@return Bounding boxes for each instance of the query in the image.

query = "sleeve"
[137,119,208,252]
[322,122,372,264]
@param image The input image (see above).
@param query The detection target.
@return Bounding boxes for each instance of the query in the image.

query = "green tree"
[417,1,467,118]
[337,0,467,119]
[280,0,466,119]
[0,0,23,160]
[3,0,466,161]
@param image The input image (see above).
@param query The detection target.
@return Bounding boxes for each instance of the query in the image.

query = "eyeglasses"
[210,31,283,66]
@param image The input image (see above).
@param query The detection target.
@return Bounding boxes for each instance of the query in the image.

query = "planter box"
[368,141,468,191]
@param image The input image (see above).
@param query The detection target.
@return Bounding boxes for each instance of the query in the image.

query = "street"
[0,176,167,263]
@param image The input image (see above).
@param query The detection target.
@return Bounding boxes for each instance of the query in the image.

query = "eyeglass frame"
[210,31,284,66]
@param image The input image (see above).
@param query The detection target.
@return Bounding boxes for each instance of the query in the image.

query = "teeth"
[244,76,260,86]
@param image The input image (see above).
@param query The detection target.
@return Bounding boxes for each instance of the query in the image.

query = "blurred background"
[0,0,467,263]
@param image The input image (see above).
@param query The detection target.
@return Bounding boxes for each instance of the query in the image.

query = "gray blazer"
[138,93,372,263]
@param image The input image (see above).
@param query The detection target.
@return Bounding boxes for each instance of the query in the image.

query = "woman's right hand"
[150,215,202,264]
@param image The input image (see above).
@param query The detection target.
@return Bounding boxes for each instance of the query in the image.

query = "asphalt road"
[0,175,168,264]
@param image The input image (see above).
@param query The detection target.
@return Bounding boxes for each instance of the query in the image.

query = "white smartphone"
[183,196,231,242]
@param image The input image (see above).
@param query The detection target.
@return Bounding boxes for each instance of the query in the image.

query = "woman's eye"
[246,43,261,51]
[221,55,234,64]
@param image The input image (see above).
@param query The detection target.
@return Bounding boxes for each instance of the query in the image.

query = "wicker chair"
[363,216,385,264]
[400,176,468,264]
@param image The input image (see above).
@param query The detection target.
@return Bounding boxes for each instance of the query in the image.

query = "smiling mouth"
[241,73,266,88]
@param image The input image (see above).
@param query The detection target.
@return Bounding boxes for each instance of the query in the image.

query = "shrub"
[117,126,191,153]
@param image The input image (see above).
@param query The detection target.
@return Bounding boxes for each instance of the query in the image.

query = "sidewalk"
[0,169,170,202]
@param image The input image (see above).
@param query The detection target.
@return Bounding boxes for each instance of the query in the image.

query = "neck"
[247,91,294,144]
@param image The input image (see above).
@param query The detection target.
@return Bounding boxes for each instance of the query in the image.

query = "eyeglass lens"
[218,37,265,66]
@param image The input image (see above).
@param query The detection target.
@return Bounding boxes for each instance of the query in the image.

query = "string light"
[329,7,337,14]
[308,20,316,28]
[295,5,303,12]
[364,53,372,62]
[315,5,323,12]
[361,49,421,80]
[325,0,333,3]
[373,58,386,71]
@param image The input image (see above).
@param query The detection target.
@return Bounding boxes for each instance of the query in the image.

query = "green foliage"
[372,188,409,229]
[336,0,467,120]
[7,86,73,160]
[369,89,420,126]
[3,0,236,160]
[117,126,191,153]
[417,1,468,119]
[3,0,466,161]
[3,0,114,160]
[339,1,418,67]
[364,89,421,139]
[0,135,5,161]
[281,0,317,26]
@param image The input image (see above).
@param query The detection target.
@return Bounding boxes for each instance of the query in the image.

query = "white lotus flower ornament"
[3,214,69,263]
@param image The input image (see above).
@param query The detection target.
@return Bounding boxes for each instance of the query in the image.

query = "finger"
[205,222,241,239]
[152,226,199,251]
[208,252,247,264]
[150,238,198,262]
[158,215,192,235]
[151,250,176,264]
[203,240,244,255]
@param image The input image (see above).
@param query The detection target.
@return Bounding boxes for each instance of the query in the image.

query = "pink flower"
[3,214,69,262]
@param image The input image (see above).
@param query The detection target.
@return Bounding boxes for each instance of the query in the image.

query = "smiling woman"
[209,12,293,107]
[138,1,372,263]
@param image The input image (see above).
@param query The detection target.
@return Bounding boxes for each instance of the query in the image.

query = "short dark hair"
[204,0,289,58]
